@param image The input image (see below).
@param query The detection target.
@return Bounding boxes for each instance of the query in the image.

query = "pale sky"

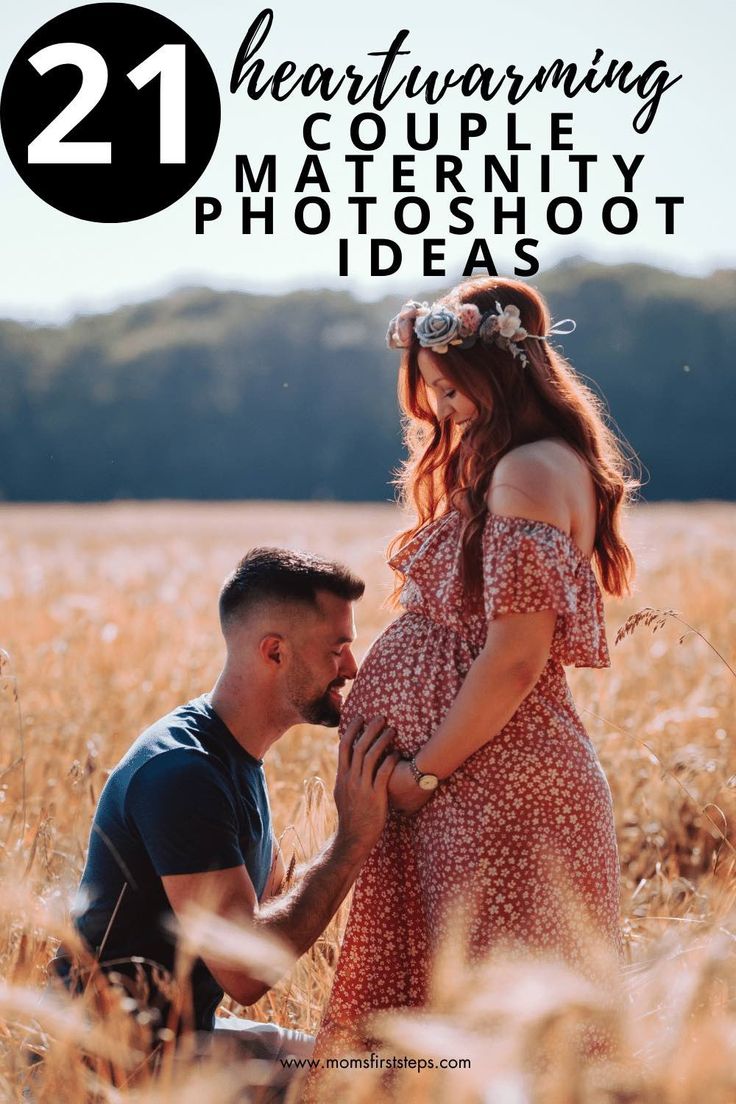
[1,0,733,321]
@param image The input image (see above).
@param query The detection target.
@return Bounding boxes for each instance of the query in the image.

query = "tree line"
[1,260,734,502]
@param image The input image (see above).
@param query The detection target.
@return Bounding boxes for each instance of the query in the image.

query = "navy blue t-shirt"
[70,694,273,1032]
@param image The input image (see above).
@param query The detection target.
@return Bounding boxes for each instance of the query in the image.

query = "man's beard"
[300,685,342,727]
[287,657,344,727]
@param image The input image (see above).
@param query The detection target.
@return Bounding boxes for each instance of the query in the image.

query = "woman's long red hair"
[389,276,638,600]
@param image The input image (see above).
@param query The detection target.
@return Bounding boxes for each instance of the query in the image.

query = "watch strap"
[408,756,423,785]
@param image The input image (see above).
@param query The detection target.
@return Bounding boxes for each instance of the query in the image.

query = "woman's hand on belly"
[388,759,434,816]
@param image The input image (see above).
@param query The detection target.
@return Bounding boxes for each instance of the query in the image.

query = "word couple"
[57,276,636,1097]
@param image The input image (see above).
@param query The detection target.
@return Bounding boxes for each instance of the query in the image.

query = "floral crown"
[386,297,576,368]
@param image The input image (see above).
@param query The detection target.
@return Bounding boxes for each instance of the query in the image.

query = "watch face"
[419,774,439,791]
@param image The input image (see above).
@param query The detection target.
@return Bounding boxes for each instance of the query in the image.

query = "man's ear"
[259,633,286,668]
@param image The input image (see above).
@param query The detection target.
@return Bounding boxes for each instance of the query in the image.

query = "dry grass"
[1,499,735,1102]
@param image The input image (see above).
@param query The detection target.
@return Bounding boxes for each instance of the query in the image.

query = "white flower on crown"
[495,302,527,341]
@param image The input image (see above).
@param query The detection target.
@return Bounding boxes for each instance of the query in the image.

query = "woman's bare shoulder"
[485,434,595,534]
[487,442,572,530]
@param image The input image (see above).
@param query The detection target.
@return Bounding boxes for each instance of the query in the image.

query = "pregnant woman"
[315,276,637,1058]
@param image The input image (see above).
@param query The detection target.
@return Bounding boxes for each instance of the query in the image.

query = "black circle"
[1,3,220,222]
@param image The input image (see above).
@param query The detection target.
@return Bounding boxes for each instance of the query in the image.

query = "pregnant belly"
[341,611,477,758]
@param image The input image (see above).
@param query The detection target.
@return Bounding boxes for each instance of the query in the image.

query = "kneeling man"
[57,547,396,1062]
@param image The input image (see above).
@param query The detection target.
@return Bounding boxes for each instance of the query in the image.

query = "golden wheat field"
[1,499,735,1103]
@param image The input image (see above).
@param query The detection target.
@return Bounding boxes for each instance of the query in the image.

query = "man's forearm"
[255,832,365,958]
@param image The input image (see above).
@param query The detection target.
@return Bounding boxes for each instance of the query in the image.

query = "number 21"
[27,42,186,165]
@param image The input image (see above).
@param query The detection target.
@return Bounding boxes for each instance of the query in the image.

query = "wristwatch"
[408,756,439,792]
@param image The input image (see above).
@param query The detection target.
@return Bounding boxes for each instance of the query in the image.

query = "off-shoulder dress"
[316,509,623,1051]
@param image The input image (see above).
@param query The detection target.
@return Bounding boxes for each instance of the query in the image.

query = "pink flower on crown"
[454,303,482,339]
[386,300,429,349]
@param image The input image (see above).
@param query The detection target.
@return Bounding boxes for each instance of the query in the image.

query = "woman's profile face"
[417,349,479,429]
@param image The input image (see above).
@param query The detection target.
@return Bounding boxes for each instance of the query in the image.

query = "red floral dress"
[315,510,623,1054]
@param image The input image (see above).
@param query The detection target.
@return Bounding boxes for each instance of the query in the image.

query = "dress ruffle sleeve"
[481,513,610,669]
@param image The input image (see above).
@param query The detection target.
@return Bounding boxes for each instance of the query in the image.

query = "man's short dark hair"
[219,547,365,627]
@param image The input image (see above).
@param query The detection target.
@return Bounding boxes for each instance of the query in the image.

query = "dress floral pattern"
[315,509,623,1056]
